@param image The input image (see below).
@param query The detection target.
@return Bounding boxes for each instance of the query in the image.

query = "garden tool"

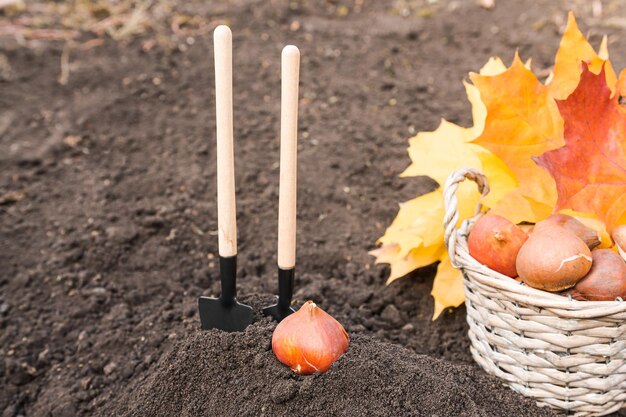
[263,45,300,322]
[199,25,253,332]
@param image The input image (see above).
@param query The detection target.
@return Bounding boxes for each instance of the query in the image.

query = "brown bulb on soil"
[568,249,626,301]
[272,301,349,375]
[468,215,528,277]
[516,224,592,292]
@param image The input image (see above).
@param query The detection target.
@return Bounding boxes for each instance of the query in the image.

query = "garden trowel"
[199,25,253,332]
[263,45,300,322]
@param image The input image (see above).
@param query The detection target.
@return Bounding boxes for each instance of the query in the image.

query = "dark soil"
[104,296,551,417]
[1,1,625,416]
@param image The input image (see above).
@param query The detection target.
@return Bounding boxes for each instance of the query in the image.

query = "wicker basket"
[442,168,626,417]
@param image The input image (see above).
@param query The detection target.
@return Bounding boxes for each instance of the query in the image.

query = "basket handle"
[443,168,490,267]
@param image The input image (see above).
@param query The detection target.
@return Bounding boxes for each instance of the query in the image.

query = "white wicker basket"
[443,168,626,417]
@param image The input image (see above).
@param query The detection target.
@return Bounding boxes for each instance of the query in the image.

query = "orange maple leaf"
[535,65,626,230]
[470,53,564,209]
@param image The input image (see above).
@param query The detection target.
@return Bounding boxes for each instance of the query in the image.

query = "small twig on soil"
[89,14,130,37]
[26,28,80,41]
[58,42,71,85]
[79,38,104,51]
[110,0,152,40]
[0,23,80,42]
[170,16,226,38]
[190,223,205,236]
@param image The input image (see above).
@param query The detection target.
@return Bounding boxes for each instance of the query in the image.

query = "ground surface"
[101,296,553,417]
[1,0,626,416]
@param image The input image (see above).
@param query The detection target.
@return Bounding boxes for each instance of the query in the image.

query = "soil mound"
[103,319,554,417]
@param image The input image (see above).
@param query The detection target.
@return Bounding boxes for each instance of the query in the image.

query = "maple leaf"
[470,53,564,212]
[374,188,478,278]
[374,12,621,320]
[549,12,617,100]
[372,190,461,320]
[371,239,461,320]
[401,119,482,183]
[535,65,626,230]
[464,56,507,138]
[430,252,464,320]
[371,240,445,284]
[376,190,449,262]
[373,57,517,319]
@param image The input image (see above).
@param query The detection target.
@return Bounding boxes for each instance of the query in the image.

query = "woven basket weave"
[442,168,626,417]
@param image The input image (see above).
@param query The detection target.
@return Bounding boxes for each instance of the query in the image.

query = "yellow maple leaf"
[401,119,483,183]
[377,187,481,260]
[377,54,547,318]
[374,56,517,319]
[549,12,617,100]
[469,144,517,207]
[375,246,467,320]
[371,242,445,284]
[431,252,464,320]
[373,188,471,319]
[377,190,448,260]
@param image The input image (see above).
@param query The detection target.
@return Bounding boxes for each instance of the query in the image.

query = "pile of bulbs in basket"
[468,214,626,301]
[373,11,626,320]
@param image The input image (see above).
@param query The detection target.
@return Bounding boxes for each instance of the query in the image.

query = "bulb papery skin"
[613,226,626,262]
[543,214,601,250]
[272,301,350,375]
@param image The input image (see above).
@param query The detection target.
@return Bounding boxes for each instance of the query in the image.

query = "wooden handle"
[277,45,300,269]
[214,25,237,257]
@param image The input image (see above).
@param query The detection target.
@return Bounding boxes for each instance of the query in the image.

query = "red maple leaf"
[535,64,626,230]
